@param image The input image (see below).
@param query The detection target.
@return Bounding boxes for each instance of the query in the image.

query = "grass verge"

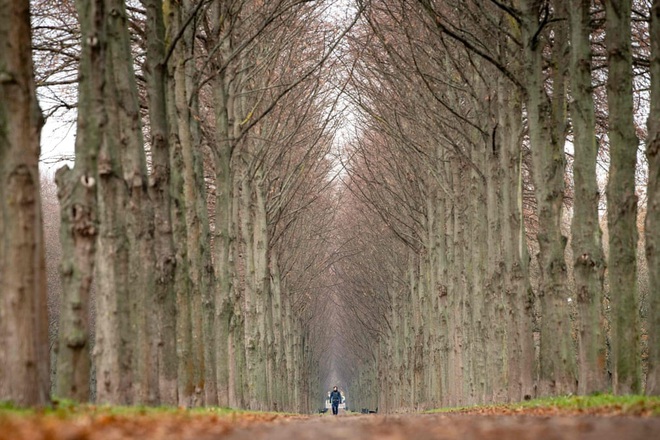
[0,398,296,420]
[426,394,660,417]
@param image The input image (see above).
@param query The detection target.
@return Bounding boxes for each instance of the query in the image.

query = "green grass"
[0,401,32,415]
[515,394,659,413]
[426,394,660,416]
[0,398,282,419]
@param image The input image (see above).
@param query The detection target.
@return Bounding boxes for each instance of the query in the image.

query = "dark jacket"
[330,389,342,404]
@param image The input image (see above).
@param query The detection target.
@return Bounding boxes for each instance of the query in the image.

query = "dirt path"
[3,411,659,439]
[227,413,660,440]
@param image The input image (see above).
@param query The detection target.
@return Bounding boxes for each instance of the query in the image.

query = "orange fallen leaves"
[0,409,303,440]
[449,404,656,418]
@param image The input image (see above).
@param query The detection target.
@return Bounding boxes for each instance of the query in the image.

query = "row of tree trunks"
[344,0,660,410]
[47,0,324,411]
[347,83,535,406]
[13,0,657,411]
[4,0,358,411]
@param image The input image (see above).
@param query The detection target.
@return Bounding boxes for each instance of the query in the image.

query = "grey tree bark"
[646,0,660,396]
[605,0,642,394]
[208,6,244,406]
[94,3,133,403]
[106,0,158,404]
[521,0,577,395]
[53,0,105,402]
[167,0,195,406]
[568,0,607,395]
[142,0,178,405]
[173,0,214,406]
[212,67,235,407]
[497,68,534,402]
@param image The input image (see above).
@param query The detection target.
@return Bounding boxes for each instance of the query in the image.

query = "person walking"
[329,386,342,415]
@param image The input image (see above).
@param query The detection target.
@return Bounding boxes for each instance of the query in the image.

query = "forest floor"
[1,396,659,440]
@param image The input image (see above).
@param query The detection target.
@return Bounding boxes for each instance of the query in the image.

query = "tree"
[645,0,660,396]
[568,0,607,394]
[54,0,105,402]
[605,0,642,394]
[141,0,178,405]
[521,0,577,395]
[0,0,51,407]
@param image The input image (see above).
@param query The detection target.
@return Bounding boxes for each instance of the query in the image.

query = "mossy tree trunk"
[605,0,642,394]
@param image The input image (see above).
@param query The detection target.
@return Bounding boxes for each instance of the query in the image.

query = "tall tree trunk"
[605,0,642,394]
[431,154,450,406]
[177,32,205,409]
[172,0,214,405]
[521,0,576,395]
[213,69,234,407]
[169,124,194,407]
[53,0,105,402]
[568,0,607,395]
[449,159,465,405]
[231,176,247,408]
[282,281,297,410]
[254,170,274,409]
[167,0,215,406]
[143,0,178,405]
[106,0,158,405]
[428,178,445,406]
[239,157,267,409]
[270,252,288,410]
[469,138,487,405]
[95,24,132,405]
[498,77,534,402]
[167,2,194,405]
[186,55,216,406]
[94,167,130,403]
[485,88,507,403]
[646,0,660,396]
[210,0,247,409]
[192,95,217,407]
[0,0,50,407]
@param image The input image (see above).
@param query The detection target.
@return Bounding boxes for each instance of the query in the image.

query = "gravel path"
[226,413,660,440]
[3,410,659,439]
